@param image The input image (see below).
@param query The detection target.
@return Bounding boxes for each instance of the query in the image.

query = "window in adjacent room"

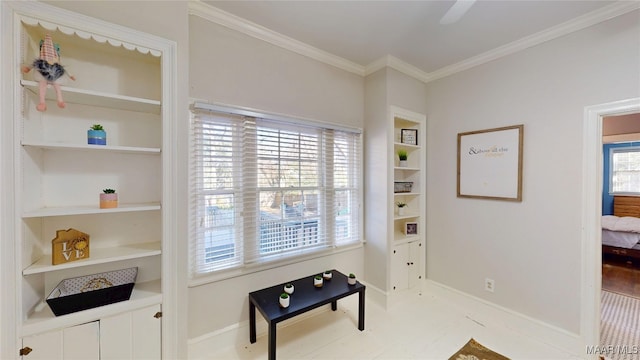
[610,146,640,194]
[189,105,362,278]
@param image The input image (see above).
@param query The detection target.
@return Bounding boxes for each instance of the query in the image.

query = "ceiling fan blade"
[440,0,476,25]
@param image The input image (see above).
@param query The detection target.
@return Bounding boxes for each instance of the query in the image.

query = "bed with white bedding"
[602,196,640,259]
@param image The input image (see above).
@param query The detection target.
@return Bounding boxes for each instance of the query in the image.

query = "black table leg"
[250,301,256,343]
[268,321,277,360]
[358,288,365,331]
[331,300,337,311]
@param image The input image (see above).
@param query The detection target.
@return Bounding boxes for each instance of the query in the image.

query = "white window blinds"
[190,106,362,278]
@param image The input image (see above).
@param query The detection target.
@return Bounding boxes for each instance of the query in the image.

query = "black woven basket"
[46,267,137,316]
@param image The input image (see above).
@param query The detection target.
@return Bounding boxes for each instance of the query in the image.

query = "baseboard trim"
[424,279,583,357]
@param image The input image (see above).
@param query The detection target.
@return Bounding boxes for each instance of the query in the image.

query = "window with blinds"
[610,146,640,194]
[190,107,362,277]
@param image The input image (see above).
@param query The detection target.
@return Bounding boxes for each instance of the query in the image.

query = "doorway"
[582,98,640,358]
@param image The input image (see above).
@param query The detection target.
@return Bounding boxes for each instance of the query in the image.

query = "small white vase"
[399,160,407,167]
[398,207,406,216]
[314,277,323,287]
[323,271,332,280]
[279,295,290,308]
[348,277,356,285]
[284,285,294,295]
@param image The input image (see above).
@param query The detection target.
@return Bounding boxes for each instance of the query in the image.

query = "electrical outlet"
[485,278,495,293]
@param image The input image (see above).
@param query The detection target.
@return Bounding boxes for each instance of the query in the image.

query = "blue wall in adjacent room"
[602,141,640,215]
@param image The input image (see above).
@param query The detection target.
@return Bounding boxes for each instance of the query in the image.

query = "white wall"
[188,15,365,340]
[425,10,640,333]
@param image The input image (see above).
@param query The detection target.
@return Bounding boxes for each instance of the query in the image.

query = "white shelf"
[394,214,420,221]
[394,142,420,149]
[21,80,161,114]
[22,202,161,218]
[393,234,422,245]
[394,166,420,171]
[22,141,161,154]
[23,242,161,275]
[394,192,421,197]
[20,280,162,337]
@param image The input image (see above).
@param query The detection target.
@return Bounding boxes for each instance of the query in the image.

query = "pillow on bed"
[602,215,640,233]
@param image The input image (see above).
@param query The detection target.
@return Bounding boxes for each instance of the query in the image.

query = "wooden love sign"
[51,228,90,265]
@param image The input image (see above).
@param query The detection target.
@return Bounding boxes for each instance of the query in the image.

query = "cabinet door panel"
[62,322,99,360]
[391,244,409,291]
[100,305,161,360]
[100,312,132,360]
[22,330,63,360]
[22,321,99,360]
[131,304,161,359]
[408,241,422,288]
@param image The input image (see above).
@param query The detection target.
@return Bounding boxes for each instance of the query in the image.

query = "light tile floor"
[194,287,583,359]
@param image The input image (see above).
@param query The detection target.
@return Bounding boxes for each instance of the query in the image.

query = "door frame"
[582,97,640,357]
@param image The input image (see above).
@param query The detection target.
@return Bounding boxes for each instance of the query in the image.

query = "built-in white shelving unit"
[2,2,176,358]
[390,107,426,292]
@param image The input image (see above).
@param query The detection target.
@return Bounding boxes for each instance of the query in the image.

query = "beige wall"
[188,15,365,340]
[425,10,640,333]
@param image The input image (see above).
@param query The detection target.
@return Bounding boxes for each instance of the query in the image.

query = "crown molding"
[188,1,365,76]
[425,0,640,83]
[365,55,431,83]
[189,0,639,84]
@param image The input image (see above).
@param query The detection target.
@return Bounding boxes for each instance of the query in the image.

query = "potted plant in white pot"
[397,149,408,167]
[284,283,294,295]
[323,270,332,280]
[279,292,290,308]
[88,124,107,145]
[396,201,407,216]
[100,188,118,209]
[348,273,357,285]
[314,275,323,288]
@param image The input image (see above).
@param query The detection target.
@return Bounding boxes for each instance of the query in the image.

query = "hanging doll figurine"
[21,33,76,112]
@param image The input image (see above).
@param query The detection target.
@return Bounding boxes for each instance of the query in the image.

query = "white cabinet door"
[391,240,423,291]
[407,240,423,288]
[100,305,161,360]
[63,322,100,360]
[22,321,99,360]
[391,243,409,291]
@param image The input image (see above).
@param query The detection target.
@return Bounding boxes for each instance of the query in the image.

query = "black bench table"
[249,269,365,360]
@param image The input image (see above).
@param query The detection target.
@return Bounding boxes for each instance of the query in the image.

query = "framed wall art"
[457,125,523,201]
[401,129,418,145]
[404,222,418,235]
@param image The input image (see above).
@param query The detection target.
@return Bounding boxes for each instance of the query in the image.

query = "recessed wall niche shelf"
[3,2,177,358]
[390,107,426,292]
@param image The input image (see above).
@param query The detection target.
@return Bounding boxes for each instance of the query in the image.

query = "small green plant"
[103,188,116,194]
[315,275,322,280]
[324,270,331,274]
[90,124,104,131]
[280,292,289,299]
[397,149,408,161]
[349,273,356,279]
[285,283,293,288]
[396,201,407,208]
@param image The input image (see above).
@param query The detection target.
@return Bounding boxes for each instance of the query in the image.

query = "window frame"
[189,103,363,284]
[609,145,640,195]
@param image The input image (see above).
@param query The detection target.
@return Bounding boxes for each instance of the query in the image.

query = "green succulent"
[103,188,116,194]
[90,124,104,131]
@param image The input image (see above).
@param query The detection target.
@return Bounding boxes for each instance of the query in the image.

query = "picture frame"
[400,129,418,145]
[404,222,418,235]
[457,125,523,202]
